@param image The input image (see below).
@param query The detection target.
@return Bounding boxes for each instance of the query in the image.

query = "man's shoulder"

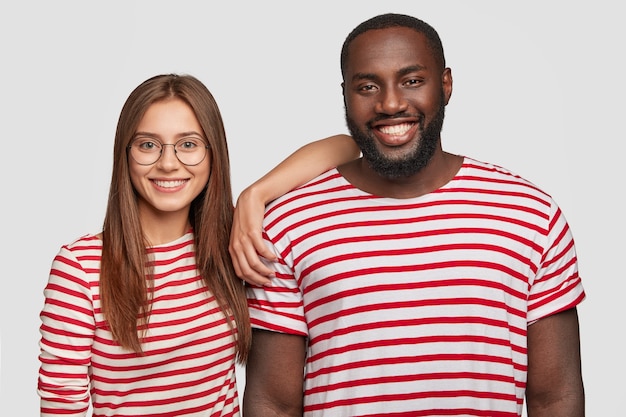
[263,168,351,226]
[460,156,558,211]
[462,156,539,187]
[269,168,346,205]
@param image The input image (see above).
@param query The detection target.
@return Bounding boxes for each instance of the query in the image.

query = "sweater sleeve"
[38,245,95,417]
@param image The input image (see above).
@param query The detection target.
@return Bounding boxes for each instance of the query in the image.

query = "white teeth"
[379,123,412,135]
[153,179,186,188]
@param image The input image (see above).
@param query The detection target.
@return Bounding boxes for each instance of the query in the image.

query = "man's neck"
[337,150,463,199]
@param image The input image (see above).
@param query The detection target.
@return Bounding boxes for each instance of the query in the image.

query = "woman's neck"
[138,206,192,246]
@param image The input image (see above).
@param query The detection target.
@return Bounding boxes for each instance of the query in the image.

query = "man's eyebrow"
[398,65,427,76]
[350,65,427,82]
[351,72,378,82]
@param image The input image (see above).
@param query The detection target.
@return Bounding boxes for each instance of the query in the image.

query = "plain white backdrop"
[1,1,623,415]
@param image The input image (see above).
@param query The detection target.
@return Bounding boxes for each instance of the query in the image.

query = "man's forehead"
[345,28,433,74]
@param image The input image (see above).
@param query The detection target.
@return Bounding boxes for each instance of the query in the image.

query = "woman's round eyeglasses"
[128,136,209,166]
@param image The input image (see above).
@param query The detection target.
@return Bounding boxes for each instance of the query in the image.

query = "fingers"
[250,231,277,263]
[228,231,274,286]
[230,186,278,286]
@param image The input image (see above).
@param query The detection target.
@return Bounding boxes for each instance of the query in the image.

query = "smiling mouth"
[377,122,414,136]
[152,179,188,188]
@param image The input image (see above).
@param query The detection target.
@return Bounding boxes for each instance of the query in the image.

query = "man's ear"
[442,68,453,105]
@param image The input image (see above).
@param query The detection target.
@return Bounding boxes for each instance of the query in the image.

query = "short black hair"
[340,13,446,78]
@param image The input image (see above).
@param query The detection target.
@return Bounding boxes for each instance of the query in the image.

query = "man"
[242,13,585,417]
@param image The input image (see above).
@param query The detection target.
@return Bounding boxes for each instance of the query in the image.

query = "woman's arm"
[229,134,359,286]
[39,246,95,416]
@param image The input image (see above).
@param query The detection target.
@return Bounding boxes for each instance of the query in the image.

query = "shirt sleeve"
[527,200,585,323]
[38,246,94,417]
[246,233,308,337]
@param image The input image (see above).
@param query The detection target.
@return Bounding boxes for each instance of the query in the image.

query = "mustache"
[368,113,423,124]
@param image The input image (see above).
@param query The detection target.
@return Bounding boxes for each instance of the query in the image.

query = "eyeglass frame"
[127,136,210,167]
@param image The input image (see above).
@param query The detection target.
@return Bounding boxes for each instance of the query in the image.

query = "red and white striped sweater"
[38,231,240,417]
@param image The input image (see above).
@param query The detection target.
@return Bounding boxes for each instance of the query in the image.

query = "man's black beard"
[345,100,445,179]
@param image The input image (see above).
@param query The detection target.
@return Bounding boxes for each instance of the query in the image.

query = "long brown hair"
[100,74,250,362]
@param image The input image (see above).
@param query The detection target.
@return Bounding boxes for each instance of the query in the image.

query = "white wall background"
[1,1,623,415]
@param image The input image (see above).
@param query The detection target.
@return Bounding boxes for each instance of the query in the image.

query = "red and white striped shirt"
[247,157,585,417]
[38,231,240,417]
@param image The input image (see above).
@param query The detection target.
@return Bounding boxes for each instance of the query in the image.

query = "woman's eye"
[177,138,205,151]
[138,140,159,151]
[180,141,196,150]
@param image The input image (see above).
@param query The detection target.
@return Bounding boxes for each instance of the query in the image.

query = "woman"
[37,73,357,416]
